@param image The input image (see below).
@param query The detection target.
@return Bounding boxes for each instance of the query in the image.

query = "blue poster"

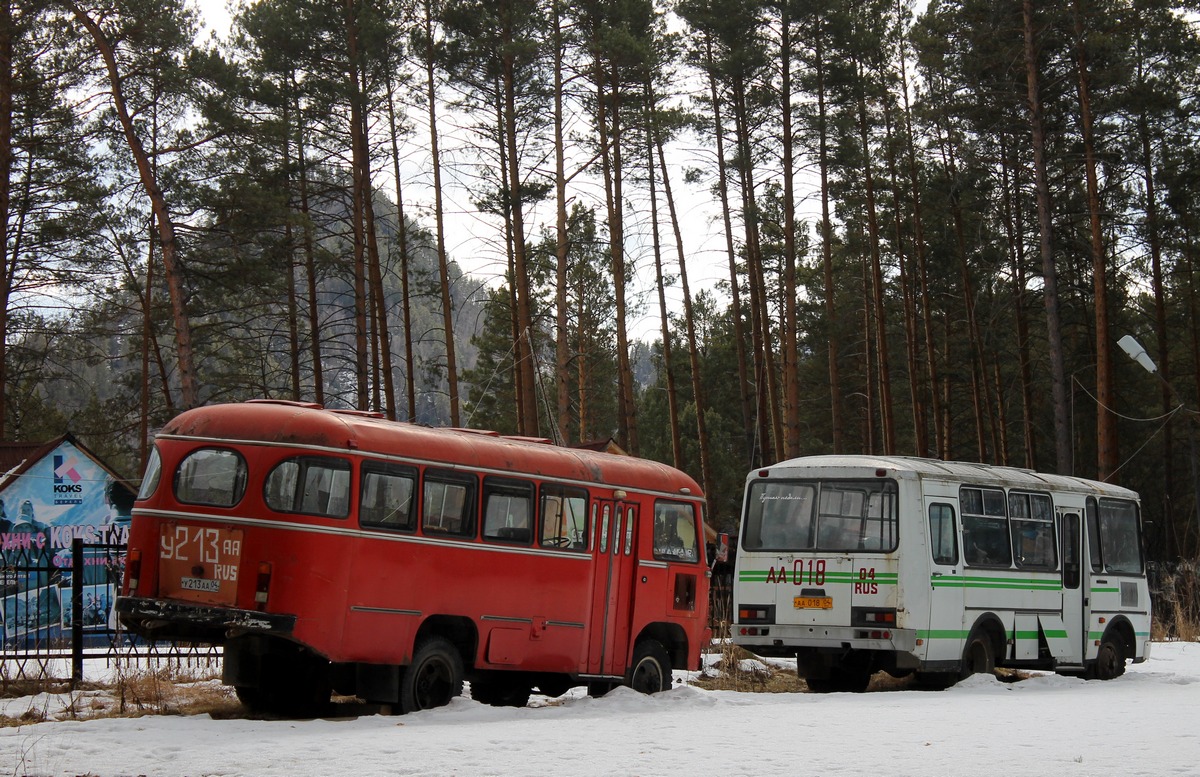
[0,440,132,647]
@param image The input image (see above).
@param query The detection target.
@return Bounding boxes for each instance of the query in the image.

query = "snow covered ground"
[3,642,1199,777]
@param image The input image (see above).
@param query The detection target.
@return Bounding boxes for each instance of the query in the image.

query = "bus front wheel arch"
[400,636,465,713]
[626,639,672,694]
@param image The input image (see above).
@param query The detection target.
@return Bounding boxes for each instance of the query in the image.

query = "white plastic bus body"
[732,455,1151,691]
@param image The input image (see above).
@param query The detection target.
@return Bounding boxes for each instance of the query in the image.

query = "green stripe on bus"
[917,629,969,639]
[920,628,1070,641]
[1090,587,1118,594]
[931,576,1061,591]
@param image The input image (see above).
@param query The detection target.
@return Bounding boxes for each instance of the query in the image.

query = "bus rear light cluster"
[851,607,897,627]
[255,562,272,608]
[739,626,770,636]
[126,549,142,593]
[738,605,775,623]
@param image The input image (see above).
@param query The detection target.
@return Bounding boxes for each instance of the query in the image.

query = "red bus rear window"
[174,448,247,508]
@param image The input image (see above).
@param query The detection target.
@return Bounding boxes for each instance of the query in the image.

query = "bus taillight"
[255,562,272,608]
[738,605,774,623]
[126,548,142,592]
[852,607,896,626]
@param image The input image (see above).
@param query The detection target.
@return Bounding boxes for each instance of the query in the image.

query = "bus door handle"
[932,572,943,577]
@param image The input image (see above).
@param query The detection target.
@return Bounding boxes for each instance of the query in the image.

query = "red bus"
[117,400,712,714]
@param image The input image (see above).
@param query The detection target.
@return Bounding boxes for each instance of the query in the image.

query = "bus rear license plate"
[794,596,832,609]
[159,525,243,604]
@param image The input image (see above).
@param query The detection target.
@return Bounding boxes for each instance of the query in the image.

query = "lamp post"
[1119,334,1199,556]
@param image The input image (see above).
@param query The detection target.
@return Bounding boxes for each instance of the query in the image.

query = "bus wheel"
[961,629,997,678]
[1089,635,1127,681]
[233,647,331,717]
[626,639,672,694]
[586,680,616,697]
[913,672,958,690]
[234,684,271,712]
[535,676,574,698]
[401,637,464,713]
[471,677,531,708]
[806,668,871,693]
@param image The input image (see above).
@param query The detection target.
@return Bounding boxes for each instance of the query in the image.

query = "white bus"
[732,455,1151,691]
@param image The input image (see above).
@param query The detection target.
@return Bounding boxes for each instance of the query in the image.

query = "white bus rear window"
[743,480,897,552]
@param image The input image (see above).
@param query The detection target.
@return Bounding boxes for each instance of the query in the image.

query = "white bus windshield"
[742,479,898,552]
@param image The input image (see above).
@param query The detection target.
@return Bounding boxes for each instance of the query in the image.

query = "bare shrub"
[1151,563,1200,641]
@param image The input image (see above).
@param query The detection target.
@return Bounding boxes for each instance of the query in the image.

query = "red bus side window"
[175,448,247,508]
[539,485,588,550]
[482,477,533,544]
[360,461,417,531]
[264,456,351,519]
[423,471,476,537]
[653,501,698,562]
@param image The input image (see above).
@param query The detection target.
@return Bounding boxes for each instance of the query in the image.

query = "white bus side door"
[1057,510,1086,666]
[924,493,965,668]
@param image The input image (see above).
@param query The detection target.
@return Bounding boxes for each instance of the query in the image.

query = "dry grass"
[692,644,807,692]
[0,663,240,727]
[1152,565,1200,641]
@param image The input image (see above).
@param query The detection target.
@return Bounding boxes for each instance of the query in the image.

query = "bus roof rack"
[328,409,386,419]
[246,399,324,409]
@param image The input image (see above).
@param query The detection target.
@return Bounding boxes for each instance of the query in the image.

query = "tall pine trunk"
[1024,0,1072,475]
[424,0,460,425]
[704,36,755,464]
[386,67,417,421]
[73,5,199,409]
[1073,0,1117,480]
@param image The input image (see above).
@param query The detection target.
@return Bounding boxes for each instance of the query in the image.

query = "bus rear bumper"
[733,624,918,656]
[116,596,297,644]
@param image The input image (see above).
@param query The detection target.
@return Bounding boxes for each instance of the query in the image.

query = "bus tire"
[1089,634,1127,681]
[400,637,464,713]
[471,677,531,708]
[806,668,871,693]
[586,680,616,697]
[626,639,672,694]
[913,672,958,690]
[961,628,997,678]
[233,645,331,717]
[535,676,574,698]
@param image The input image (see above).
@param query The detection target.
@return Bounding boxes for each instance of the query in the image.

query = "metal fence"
[1,535,218,688]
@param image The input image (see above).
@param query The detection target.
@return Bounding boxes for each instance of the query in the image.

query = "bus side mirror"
[716,532,730,564]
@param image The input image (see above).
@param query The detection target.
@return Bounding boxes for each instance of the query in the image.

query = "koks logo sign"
[53,454,84,505]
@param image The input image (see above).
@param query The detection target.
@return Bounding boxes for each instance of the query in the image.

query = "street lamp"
[1118,335,1159,375]
[1120,334,1199,554]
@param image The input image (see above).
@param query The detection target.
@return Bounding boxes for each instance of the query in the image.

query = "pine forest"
[5,0,1200,562]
